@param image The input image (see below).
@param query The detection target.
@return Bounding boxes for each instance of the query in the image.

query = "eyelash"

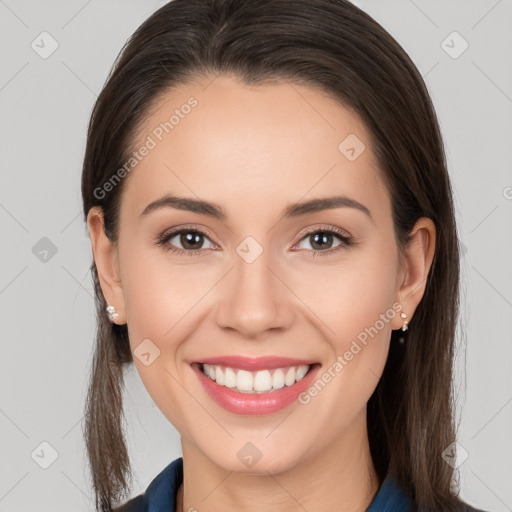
[155,224,355,258]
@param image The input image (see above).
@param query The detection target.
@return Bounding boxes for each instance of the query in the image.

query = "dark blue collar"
[122,457,413,511]
[366,472,412,511]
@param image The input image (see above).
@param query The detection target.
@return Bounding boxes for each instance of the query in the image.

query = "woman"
[82,1,489,511]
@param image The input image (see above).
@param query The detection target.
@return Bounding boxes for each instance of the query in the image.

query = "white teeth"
[201,364,311,393]
[296,365,308,380]
[254,370,272,391]
[206,364,216,380]
[224,367,237,387]
[237,369,253,391]
[272,369,285,390]
[215,366,225,386]
[284,367,296,386]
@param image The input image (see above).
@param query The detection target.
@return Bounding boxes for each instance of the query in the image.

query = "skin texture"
[87,74,436,512]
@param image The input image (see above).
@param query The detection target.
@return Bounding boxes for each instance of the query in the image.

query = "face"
[90,74,422,475]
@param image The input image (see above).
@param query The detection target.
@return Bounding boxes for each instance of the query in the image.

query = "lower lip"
[191,363,321,416]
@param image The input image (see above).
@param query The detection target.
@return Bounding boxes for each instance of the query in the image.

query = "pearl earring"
[400,311,409,331]
[106,304,119,322]
[397,308,409,344]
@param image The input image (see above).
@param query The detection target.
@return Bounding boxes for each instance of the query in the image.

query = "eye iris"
[181,231,203,250]
[311,232,333,250]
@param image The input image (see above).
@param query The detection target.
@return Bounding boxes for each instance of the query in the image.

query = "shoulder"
[368,473,492,512]
[114,457,183,512]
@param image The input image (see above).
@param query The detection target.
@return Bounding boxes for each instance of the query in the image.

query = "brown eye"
[158,228,215,255]
[295,226,354,257]
[306,231,339,250]
[174,231,205,250]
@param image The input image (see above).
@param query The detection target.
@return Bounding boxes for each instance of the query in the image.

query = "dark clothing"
[115,456,488,512]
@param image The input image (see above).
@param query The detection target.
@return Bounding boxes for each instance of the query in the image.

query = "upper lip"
[193,356,319,371]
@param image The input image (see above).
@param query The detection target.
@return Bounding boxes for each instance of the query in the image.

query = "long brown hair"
[81,1,468,510]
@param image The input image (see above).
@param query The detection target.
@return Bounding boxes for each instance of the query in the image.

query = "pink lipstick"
[190,356,321,415]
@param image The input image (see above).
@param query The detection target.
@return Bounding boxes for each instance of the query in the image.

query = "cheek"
[289,244,398,348]
[295,247,398,404]
[119,247,220,420]
[121,246,210,341]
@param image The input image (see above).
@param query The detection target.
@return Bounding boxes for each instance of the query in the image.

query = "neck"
[176,411,380,512]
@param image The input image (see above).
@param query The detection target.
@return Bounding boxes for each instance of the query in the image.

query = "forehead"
[120,74,390,226]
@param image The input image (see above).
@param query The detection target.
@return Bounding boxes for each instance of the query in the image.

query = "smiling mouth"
[194,362,320,394]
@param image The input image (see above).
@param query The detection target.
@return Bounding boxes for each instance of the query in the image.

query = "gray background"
[1,0,511,510]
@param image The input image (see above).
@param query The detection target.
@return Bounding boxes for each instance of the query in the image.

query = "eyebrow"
[140,194,374,224]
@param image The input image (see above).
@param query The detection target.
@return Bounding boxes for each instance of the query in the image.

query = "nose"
[214,249,295,339]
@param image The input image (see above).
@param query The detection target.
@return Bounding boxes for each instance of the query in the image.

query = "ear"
[391,217,436,330]
[87,206,126,324]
